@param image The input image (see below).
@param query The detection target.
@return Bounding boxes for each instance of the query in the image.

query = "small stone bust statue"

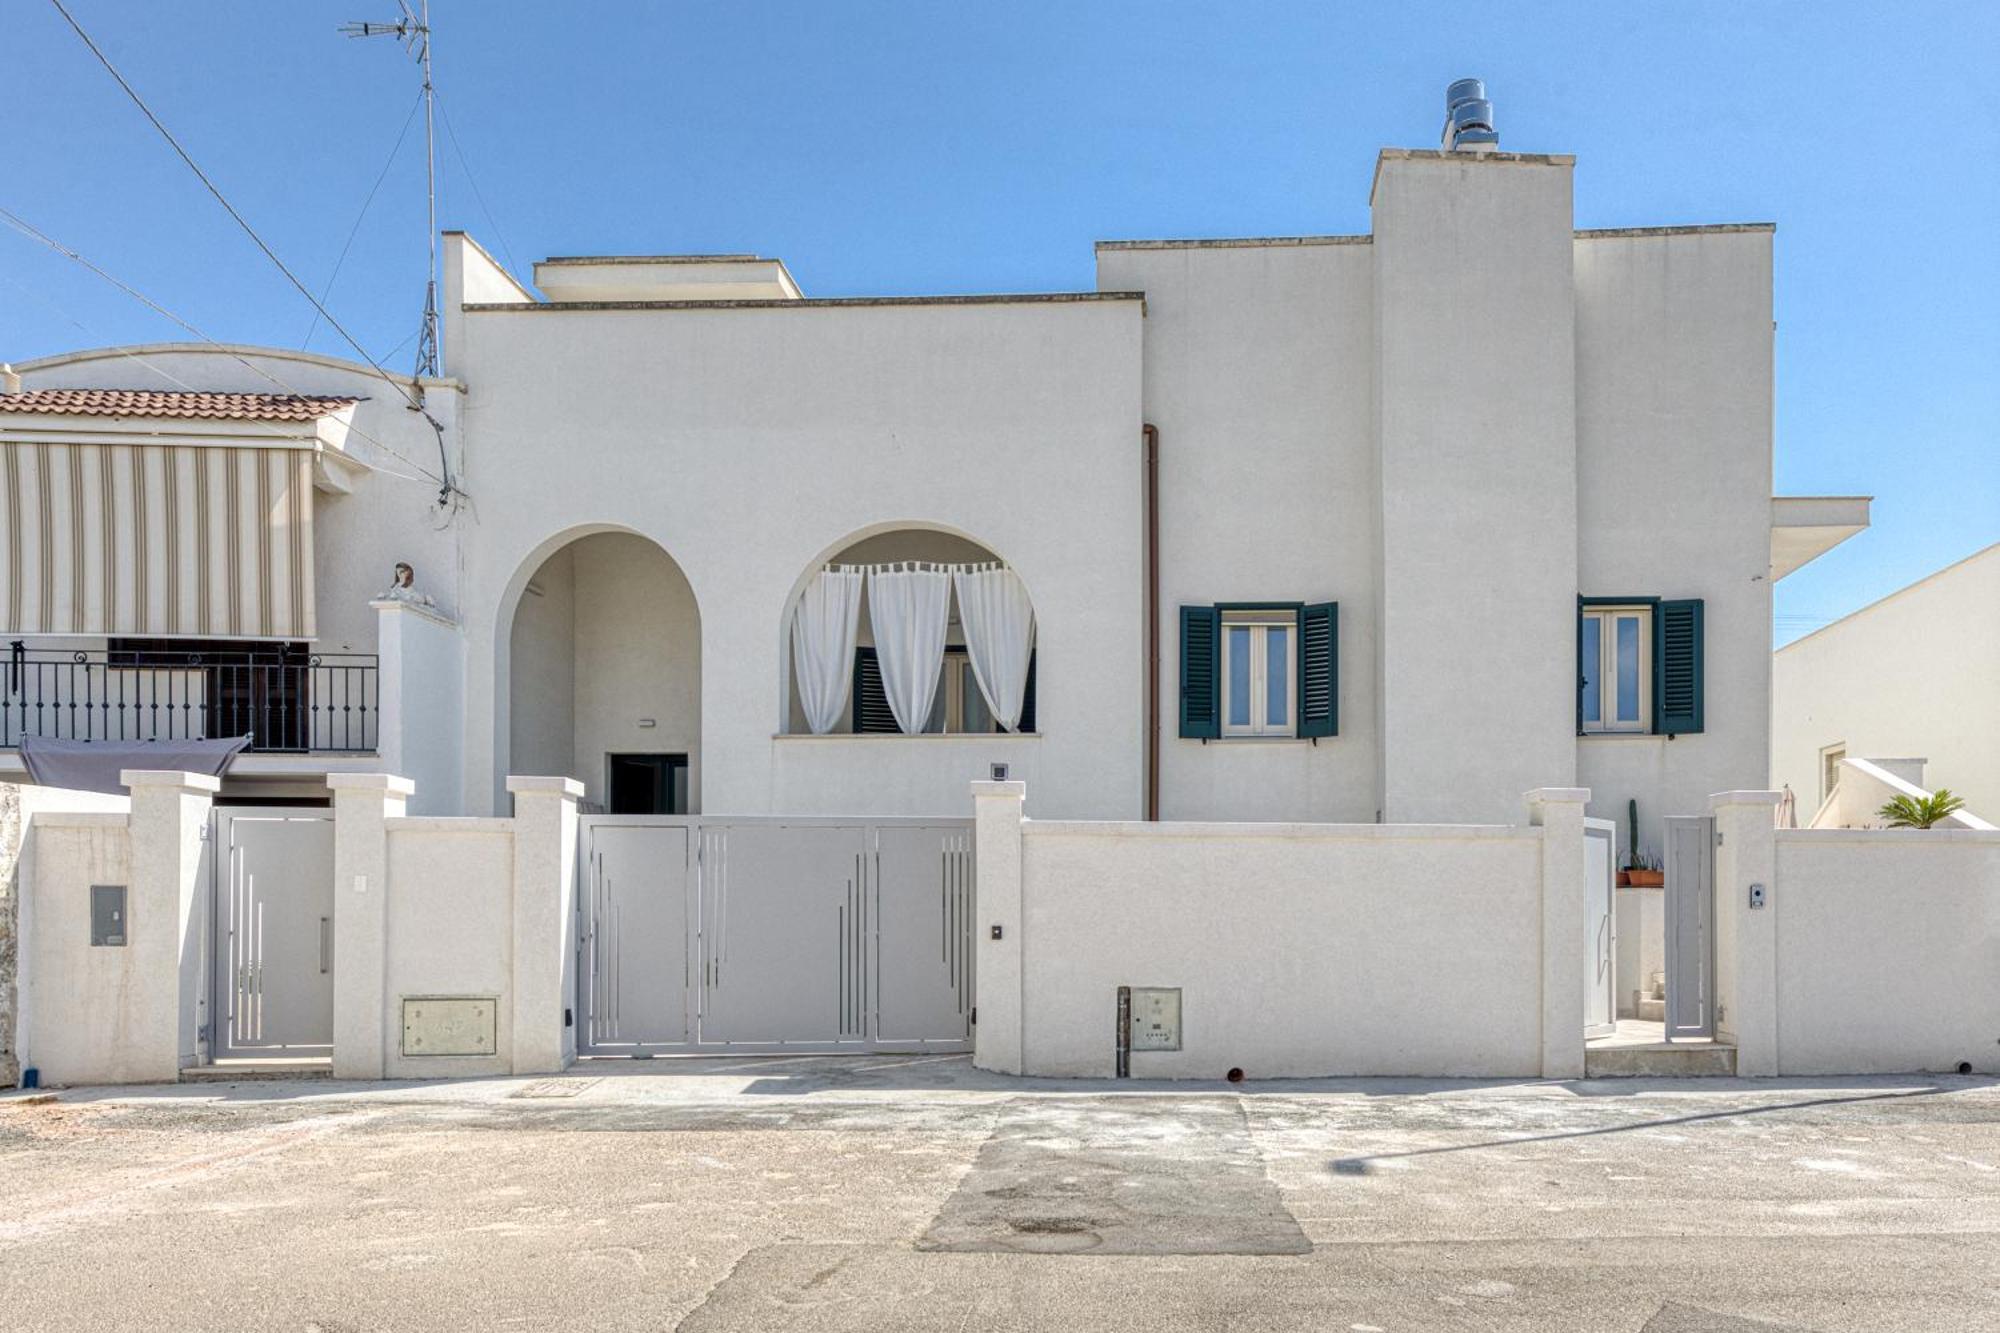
[379,561,435,608]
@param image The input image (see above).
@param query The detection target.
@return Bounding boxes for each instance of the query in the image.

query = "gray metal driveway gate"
[577,817,974,1054]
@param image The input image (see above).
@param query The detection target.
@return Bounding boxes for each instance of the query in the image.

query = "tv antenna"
[340,1,440,385]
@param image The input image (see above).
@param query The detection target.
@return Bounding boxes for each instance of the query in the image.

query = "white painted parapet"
[970,780,1026,1075]
[373,600,466,817]
[1527,787,1591,1079]
[328,773,414,1080]
[1710,790,1782,1075]
[507,776,583,1074]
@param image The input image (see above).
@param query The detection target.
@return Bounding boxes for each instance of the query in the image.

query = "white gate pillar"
[328,773,413,1080]
[971,780,1026,1076]
[1527,786,1591,1079]
[124,770,217,1080]
[507,776,582,1074]
[1710,791,1782,1075]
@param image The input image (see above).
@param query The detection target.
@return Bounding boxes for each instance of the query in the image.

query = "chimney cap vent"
[1442,77,1498,150]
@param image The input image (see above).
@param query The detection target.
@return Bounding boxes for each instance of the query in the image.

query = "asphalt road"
[3,1057,1998,1331]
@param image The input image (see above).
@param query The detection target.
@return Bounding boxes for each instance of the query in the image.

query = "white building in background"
[0,109,1868,861]
[1773,542,2000,823]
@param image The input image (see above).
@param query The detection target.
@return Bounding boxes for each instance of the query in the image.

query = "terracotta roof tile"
[0,389,361,422]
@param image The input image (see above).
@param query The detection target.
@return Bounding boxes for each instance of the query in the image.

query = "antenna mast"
[340,1,439,386]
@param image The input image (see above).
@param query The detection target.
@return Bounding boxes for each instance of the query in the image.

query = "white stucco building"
[1,116,1866,866]
[1773,542,2000,822]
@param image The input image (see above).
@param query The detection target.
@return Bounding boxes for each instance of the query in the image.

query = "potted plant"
[1877,789,1966,829]
[1627,851,1664,887]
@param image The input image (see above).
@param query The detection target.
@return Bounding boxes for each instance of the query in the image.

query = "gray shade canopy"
[19,735,249,795]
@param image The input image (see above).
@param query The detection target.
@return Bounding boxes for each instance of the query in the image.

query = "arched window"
[785,528,1036,736]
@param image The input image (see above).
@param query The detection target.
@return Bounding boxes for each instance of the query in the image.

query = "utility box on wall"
[401,997,497,1056]
[90,885,127,947]
[1129,987,1183,1052]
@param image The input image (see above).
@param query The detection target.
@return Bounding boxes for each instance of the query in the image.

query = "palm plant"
[1877,789,1966,829]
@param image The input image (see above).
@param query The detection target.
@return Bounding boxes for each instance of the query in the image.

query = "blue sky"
[4,2,1993,642]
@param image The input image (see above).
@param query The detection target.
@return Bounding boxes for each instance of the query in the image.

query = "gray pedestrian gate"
[210,807,337,1059]
[576,817,975,1054]
[1663,814,1715,1041]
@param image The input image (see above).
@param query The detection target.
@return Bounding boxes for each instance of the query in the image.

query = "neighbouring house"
[1773,541,2000,825]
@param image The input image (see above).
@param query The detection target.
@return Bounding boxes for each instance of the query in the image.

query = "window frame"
[1819,742,1846,807]
[1578,598,1656,736]
[1217,604,1300,739]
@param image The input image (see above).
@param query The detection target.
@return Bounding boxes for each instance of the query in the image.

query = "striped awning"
[1,441,316,639]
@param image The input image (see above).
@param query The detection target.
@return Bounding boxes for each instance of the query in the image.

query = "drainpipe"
[1143,424,1160,821]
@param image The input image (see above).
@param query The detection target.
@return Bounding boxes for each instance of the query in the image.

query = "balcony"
[1,647,377,754]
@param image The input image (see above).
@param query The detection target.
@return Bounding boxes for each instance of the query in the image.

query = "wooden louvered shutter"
[1296,602,1337,738]
[1653,599,1704,735]
[1178,605,1220,739]
[850,647,900,733]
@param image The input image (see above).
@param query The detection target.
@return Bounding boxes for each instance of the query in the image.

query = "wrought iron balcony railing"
[1,647,377,754]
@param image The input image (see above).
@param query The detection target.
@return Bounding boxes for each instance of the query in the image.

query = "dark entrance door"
[607,753,689,814]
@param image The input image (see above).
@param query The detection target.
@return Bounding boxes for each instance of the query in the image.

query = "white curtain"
[953,565,1036,731]
[790,568,865,734]
[868,564,952,734]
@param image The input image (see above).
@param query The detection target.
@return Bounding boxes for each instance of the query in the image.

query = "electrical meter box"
[402,997,497,1056]
[1129,987,1182,1051]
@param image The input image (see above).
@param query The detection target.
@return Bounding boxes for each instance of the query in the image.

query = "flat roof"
[462,292,1146,313]
[538,254,764,266]
[1576,223,1776,239]
[1096,235,1370,252]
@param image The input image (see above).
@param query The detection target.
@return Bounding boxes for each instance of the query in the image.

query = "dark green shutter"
[1178,605,1220,739]
[1653,599,1704,735]
[1296,602,1337,738]
[850,647,900,733]
[1575,602,1585,733]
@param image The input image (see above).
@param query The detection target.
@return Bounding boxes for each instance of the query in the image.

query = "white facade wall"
[1373,152,1580,825]
[1094,239,1381,822]
[452,276,1146,820]
[1773,544,2000,818]
[1099,161,1773,837]
[1773,829,2000,1074]
[1575,228,1776,855]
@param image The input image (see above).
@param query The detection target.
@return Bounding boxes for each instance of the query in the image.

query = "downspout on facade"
[1143,423,1160,821]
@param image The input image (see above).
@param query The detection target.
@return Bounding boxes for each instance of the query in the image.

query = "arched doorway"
[506,531,701,812]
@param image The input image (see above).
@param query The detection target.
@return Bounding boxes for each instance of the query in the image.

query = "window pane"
[1580,616,1601,723]
[1616,616,1641,723]
[1227,626,1251,726]
[962,661,993,733]
[1265,626,1289,727]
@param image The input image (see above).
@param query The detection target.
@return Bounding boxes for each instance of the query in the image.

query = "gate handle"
[319,916,331,974]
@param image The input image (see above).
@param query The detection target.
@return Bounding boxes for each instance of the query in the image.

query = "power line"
[0,204,451,489]
[47,0,461,505]
[434,89,521,279]
[303,87,426,353]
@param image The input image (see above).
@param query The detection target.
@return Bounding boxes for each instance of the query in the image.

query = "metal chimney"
[1442,78,1497,151]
